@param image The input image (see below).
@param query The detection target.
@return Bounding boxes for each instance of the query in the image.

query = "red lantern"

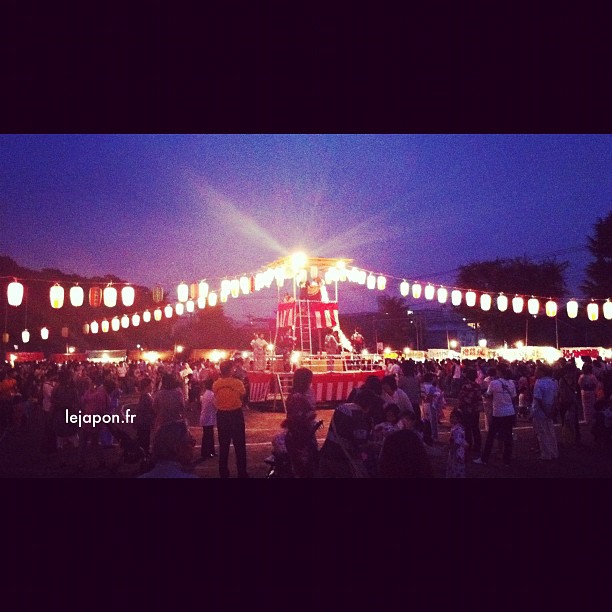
[89,286,102,308]
[152,285,164,303]
[61,327,69,338]
[189,283,198,300]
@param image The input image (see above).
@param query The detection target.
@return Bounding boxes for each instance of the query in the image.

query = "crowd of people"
[0,351,611,478]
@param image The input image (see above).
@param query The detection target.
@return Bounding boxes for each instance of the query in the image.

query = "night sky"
[1,134,610,321]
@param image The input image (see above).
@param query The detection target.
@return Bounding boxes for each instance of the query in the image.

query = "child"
[373,404,401,445]
[446,409,469,478]
[199,378,217,460]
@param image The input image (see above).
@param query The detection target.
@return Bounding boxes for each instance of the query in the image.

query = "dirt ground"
[1,398,611,478]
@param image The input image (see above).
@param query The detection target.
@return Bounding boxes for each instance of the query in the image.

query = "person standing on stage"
[351,329,365,354]
[251,333,269,372]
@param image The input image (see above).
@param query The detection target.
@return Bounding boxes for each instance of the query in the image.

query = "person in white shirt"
[474,365,516,466]
[381,375,414,416]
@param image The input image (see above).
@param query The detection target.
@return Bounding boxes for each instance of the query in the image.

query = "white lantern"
[358,270,367,285]
[587,302,599,321]
[480,294,492,311]
[121,315,129,328]
[101,319,110,333]
[603,300,612,320]
[40,327,49,340]
[154,308,162,321]
[175,303,184,316]
[466,291,477,307]
[186,300,195,313]
[230,279,240,298]
[69,285,84,307]
[512,296,524,314]
[132,314,140,327]
[142,310,151,323]
[400,281,410,297]
[122,286,135,307]
[528,298,539,316]
[412,283,422,299]
[366,274,376,290]
[497,294,508,312]
[545,300,557,317]
[197,297,206,309]
[255,273,265,291]
[199,281,209,300]
[7,281,24,307]
[424,285,435,300]
[566,300,578,319]
[220,291,228,303]
[451,290,462,306]
[82,323,90,335]
[208,292,218,307]
[220,279,230,294]
[240,276,250,295]
[111,317,120,332]
[437,287,448,303]
[177,282,189,303]
[103,285,117,308]
[22,329,30,343]
[90,321,99,334]
[328,267,339,283]
[377,276,386,291]
[50,284,65,309]
[165,305,173,318]
[337,262,347,282]
[310,265,318,279]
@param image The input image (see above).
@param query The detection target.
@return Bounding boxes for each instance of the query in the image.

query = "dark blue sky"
[1,134,610,320]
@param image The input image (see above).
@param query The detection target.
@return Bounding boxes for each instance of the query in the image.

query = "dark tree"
[376,294,415,348]
[455,257,568,346]
[581,211,612,299]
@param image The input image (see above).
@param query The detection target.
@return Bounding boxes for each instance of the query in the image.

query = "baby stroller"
[107,408,150,475]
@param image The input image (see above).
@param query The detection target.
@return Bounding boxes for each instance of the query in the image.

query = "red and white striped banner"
[276,302,295,328]
[312,302,339,329]
[248,380,271,402]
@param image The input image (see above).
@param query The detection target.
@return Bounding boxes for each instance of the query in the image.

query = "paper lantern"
[103,285,117,308]
[230,279,240,298]
[175,303,184,316]
[603,300,612,320]
[400,281,410,297]
[121,315,129,328]
[50,284,64,309]
[89,286,102,308]
[69,285,84,307]
[2,332,8,343]
[164,305,173,318]
[337,263,347,282]
[528,298,539,315]
[199,281,209,300]
[424,285,435,300]
[587,303,598,321]
[221,279,231,294]
[61,327,69,338]
[22,329,30,343]
[310,265,318,279]
[240,276,250,295]
[250,276,256,293]
[512,296,524,314]
[545,300,557,317]
[189,283,198,300]
[101,319,110,333]
[208,292,218,307]
[154,308,162,321]
[7,281,24,307]
[177,282,189,303]
[255,273,264,291]
[466,291,477,307]
[412,283,422,299]
[41,327,49,340]
[197,297,206,309]
[437,287,448,303]
[90,321,99,334]
[121,286,135,307]
[82,323,89,335]
[152,285,164,303]
[566,300,578,319]
[220,292,228,303]
[142,310,151,323]
[327,268,339,283]
[132,313,140,327]
[275,267,285,284]
[451,290,462,306]
[497,294,508,312]
[111,317,120,332]
[366,274,376,290]
[377,276,386,291]
[186,300,195,313]
[480,294,492,311]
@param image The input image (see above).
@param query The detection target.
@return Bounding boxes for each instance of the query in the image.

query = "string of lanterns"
[4,255,612,345]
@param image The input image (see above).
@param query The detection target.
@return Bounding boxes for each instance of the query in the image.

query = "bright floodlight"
[176,345,183,353]
[449,340,458,349]
[291,252,307,269]
[515,341,524,348]
[478,339,487,347]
